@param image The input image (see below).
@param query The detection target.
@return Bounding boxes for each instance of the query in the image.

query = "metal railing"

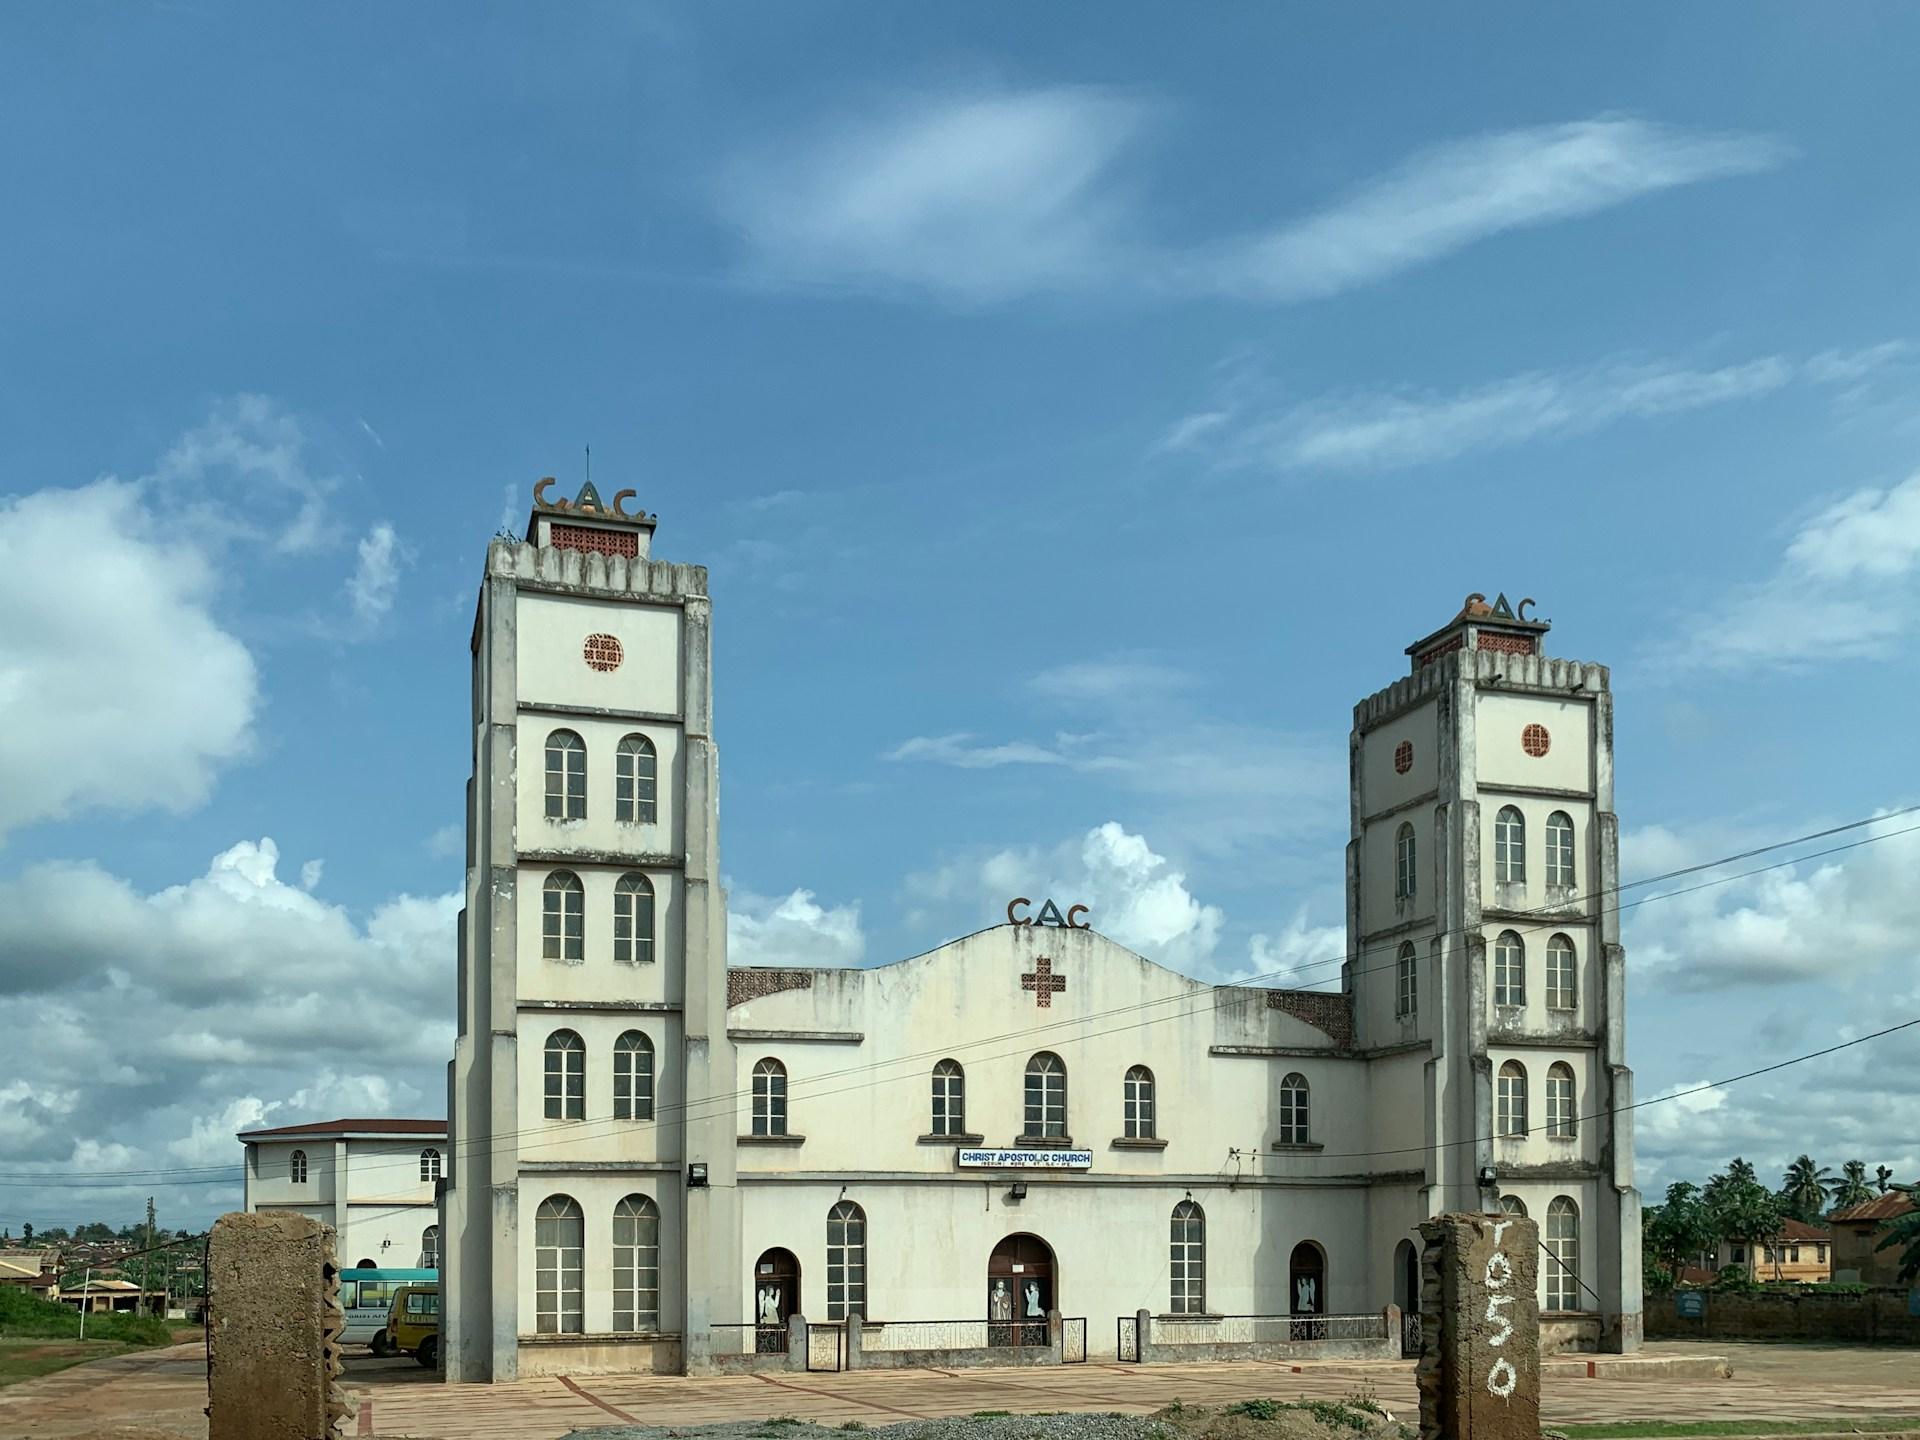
[1061,1316,1087,1363]
[806,1321,845,1372]
[711,1321,789,1356]
[859,1319,1050,1353]
[1401,1312,1423,1357]
[1116,1315,1139,1362]
[1148,1313,1387,1346]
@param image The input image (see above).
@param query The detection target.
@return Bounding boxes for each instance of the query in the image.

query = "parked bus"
[339,1267,435,1352]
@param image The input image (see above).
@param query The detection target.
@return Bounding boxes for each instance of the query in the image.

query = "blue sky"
[3,3,1918,1230]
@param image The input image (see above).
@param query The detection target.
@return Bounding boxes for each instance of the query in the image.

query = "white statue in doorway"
[990,1279,1013,1322]
[1023,1279,1042,1318]
[1295,1275,1317,1314]
[758,1285,780,1326]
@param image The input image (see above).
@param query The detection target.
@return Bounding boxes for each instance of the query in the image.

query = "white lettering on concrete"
[1485,1252,1512,1288]
[1484,1219,1521,1404]
[1484,1292,1513,1345]
[1487,1356,1518,1398]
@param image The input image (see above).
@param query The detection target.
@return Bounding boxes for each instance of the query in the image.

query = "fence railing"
[1117,1315,1139,1361]
[806,1321,845,1372]
[710,1322,788,1356]
[1147,1313,1387,1346]
[860,1319,1051,1353]
[1061,1316,1087,1363]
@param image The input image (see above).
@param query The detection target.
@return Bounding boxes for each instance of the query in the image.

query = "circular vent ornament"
[1521,723,1551,757]
[583,633,624,672]
[1393,741,1413,775]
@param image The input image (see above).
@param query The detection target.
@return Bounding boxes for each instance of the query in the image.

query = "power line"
[3,807,1917,1192]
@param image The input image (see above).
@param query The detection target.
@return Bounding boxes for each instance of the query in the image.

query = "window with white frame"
[931,1060,965,1137]
[1496,1060,1528,1138]
[1170,1200,1205,1314]
[289,1149,308,1185]
[1494,930,1526,1006]
[1546,1063,1576,1139]
[419,1147,441,1182]
[614,1030,655,1121]
[1545,1197,1581,1310]
[613,872,655,965]
[1545,934,1576,1011]
[1545,811,1576,888]
[752,1058,788,1136]
[543,871,585,962]
[1494,806,1526,883]
[1124,1065,1157,1140]
[1024,1052,1067,1139]
[1395,821,1417,900]
[1500,1194,1528,1218]
[420,1224,439,1267]
[535,1194,585,1333]
[613,1194,661,1332]
[1277,1072,1310,1145]
[544,1029,585,1121]
[544,730,586,820]
[1396,941,1418,1020]
[616,734,658,824]
[826,1200,866,1320]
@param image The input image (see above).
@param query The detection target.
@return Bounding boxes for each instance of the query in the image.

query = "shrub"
[0,1285,173,1345]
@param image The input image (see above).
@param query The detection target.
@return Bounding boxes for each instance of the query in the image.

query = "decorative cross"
[1021,956,1066,1009]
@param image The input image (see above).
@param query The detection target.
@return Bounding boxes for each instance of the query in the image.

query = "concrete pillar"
[208,1211,351,1440]
[785,1313,807,1373]
[1046,1308,1063,1365]
[1417,1212,1540,1440]
[1135,1307,1152,1363]
[844,1310,865,1369]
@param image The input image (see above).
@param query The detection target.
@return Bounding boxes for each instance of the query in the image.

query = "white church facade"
[443,483,1640,1381]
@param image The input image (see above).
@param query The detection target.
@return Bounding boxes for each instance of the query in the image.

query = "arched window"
[1546,1063,1576,1139]
[613,1194,661,1332]
[1396,941,1418,1020]
[1278,1073,1310,1145]
[1124,1065,1157,1140]
[542,871,585,963]
[1395,822,1417,900]
[1023,1052,1067,1139]
[420,1224,440,1268]
[545,1029,585,1121]
[1493,930,1526,1007]
[752,1058,788,1137]
[1545,811,1575,888]
[614,873,655,965]
[419,1147,441,1182]
[544,730,586,821]
[1545,935,1577,1011]
[826,1200,866,1320]
[931,1060,965,1138]
[1494,806,1526,883]
[1546,1197,1581,1311]
[289,1149,308,1185]
[615,1031,655,1121]
[1497,1060,1528,1138]
[534,1195,585,1334]
[1500,1194,1528,1218]
[616,734,658,824]
[1170,1200,1205,1314]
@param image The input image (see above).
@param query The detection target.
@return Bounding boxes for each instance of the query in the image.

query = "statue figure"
[1023,1279,1042,1318]
[989,1278,1012,1322]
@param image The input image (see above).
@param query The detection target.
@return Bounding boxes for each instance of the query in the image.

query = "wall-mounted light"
[1008,1182,1028,1203]
[1478,1165,1498,1187]
[688,1162,709,1188]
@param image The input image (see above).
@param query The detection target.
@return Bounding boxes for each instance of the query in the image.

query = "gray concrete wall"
[207,1211,349,1440]
[1645,1288,1920,1344]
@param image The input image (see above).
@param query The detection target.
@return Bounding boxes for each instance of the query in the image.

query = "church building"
[442,484,1641,1381]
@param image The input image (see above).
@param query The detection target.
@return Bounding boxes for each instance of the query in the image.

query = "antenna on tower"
[585,444,591,486]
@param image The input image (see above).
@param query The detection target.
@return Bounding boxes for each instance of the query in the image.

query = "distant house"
[1830,1191,1918,1286]
[1713,1217,1832,1282]
[54,1277,164,1316]
[237,1117,446,1269]
[0,1252,58,1294]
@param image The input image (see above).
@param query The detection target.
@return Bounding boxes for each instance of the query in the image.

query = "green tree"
[1706,1159,1785,1278]
[1781,1155,1836,1222]
[1873,1183,1920,1282]
[1833,1161,1876,1209]
[20,1222,32,1244]
[1645,1182,1716,1287]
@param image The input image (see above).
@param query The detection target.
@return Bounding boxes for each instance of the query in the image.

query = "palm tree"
[1873,1183,1920,1282]
[1834,1161,1876,1210]
[1781,1155,1836,1222]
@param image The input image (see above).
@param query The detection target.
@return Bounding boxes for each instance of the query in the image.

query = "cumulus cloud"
[346,521,404,625]
[728,886,865,968]
[720,90,1782,306]
[0,480,258,841]
[150,393,340,554]
[0,838,457,1226]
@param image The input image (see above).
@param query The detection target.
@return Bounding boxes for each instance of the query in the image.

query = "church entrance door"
[987,1233,1053,1348]
[753,1248,800,1354]
[1289,1241,1327,1340]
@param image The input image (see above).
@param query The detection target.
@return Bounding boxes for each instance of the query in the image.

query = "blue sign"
[1908,1289,1920,1319]
[1675,1290,1707,1319]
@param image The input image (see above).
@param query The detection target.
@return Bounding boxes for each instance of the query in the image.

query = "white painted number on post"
[1484,1293,1513,1346]
[1487,1358,1518,1399]
[1484,1219,1521,1404]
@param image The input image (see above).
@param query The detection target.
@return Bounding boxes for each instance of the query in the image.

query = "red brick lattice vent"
[553,523,639,558]
[583,634,624,672]
[1522,723,1551,757]
[1478,632,1536,656]
[1393,741,1413,774]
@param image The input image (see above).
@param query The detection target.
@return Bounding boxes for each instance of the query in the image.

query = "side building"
[237,1117,446,1269]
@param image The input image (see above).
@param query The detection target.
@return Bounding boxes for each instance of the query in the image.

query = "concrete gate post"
[207,1211,353,1440]
[845,1310,866,1369]
[785,1312,807,1373]
[1417,1212,1540,1440]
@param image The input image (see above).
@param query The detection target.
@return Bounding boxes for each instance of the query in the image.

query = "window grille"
[1493,931,1526,1006]
[1170,1201,1205,1314]
[535,1195,585,1333]
[1124,1065,1157,1140]
[1494,806,1526,883]
[1395,822,1417,900]
[1545,812,1576,887]
[1023,1052,1067,1138]
[545,1030,586,1121]
[753,1058,788,1136]
[1545,935,1576,1011]
[613,1194,661,1332]
[543,872,585,962]
[544,730,586,820]
[1277,1073,1310,1145]
[1545,1197,1581,1311]
[931,1060,965,1137]
[616,734,658,823]
[826,1201,866,1320]
[614,873,655,965]
[615,1031,655,1121]
[1497,1061,1528,1138]
[1396,942,1418,1020]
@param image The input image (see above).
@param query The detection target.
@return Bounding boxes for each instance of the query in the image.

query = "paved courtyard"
[5,1340,1920,1440]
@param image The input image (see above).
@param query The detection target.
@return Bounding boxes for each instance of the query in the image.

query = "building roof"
[1776,1217,1831,1241]
[1830,1191,1918,1224]
[237,1117,446,1142]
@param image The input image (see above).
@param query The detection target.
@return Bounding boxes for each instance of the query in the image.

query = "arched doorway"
[987,1233,1053,1348]
[1394,1238,1421,1356]
[753,1247,800,1354]
[1289,1241,1327,1340]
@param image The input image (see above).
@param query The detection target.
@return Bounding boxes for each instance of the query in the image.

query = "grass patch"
[1220,1399,1389,1432]
[1559,1425,1920,1440]
[970,1413,1014,1421]
[0,1286,172,1347]
[0,1337,137,1390]
[763,1421,804,1430]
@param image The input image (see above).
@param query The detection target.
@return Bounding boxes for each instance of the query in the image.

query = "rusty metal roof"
[1830,1191,1917,1223]
[236,1117,445,1141]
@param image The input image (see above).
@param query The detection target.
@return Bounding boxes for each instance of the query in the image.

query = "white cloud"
[346,521,404,625]
[426,823,464,859]
[0,479,258,841]
[1783,474,1920,582]
[720,92,1783,306]
[150,393,340,554]
[728,887,865,968]
[299,858,324,891]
